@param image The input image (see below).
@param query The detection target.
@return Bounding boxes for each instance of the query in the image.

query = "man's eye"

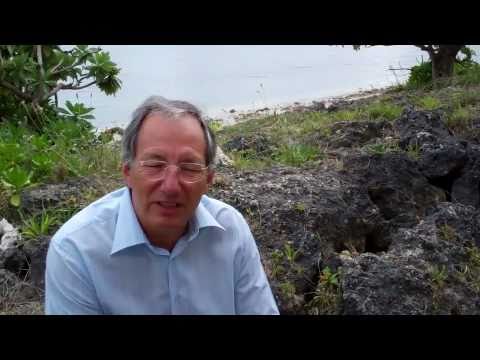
[181,164,203,172]
[144,161,166,168]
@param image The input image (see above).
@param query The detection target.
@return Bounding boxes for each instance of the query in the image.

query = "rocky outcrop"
[1,107,479,315]
[0,218,20,252]
[210,107,480,314]
[20,177,97,215]
[223,134,275,156]
[341,202,480,314]
[327,120,394,149]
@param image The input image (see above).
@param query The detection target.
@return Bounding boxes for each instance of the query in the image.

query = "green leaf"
[57,107,69,115]
[2,167,32,191]
[10,193,20,207]
[65,100,74,112]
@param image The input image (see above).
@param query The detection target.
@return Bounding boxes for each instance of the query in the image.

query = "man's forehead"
[144,111,198,124]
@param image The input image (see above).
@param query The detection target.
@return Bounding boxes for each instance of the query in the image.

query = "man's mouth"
[157,201,181,208]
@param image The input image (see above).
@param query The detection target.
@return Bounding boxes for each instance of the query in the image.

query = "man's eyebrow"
[140,153,166,160]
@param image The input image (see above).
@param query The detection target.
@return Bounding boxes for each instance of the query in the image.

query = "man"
[45,96,279,315]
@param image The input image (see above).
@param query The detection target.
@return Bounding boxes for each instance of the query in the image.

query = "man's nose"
[159,166,182,194]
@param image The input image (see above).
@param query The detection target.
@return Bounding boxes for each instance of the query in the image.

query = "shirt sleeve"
[233,212,280,315]
[45,237,103,315]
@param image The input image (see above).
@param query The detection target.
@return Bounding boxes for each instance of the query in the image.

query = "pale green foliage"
[274,144,320,166]
[417,96,442,110]
[438,224,457,242]
[21,210,58,239]
[308,267,340,315]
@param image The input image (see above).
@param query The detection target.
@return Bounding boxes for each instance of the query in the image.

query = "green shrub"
[416,96,442,110]
[274,144,320,166]
[365,102,402,120]
[407,61,433,88]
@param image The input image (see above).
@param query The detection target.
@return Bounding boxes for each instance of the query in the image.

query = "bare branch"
[50,57,65,74]
[51,63,81,76]
[36,45,46,100]
[44,82,67,99]
[77,74,91,83]
[0,80,33,101]
[36,45,45,77]
[61,80,97,91]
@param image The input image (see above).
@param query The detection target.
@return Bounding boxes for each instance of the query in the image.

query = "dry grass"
[0,271,44,315]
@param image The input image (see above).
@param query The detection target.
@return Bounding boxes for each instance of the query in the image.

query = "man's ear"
[206,169,215,189]
[122,162,133,188]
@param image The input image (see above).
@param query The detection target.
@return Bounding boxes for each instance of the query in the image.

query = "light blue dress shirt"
[45,187,279,315]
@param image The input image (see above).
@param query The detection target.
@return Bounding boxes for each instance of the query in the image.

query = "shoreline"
[208,85,393,126]
[98,85,395,133]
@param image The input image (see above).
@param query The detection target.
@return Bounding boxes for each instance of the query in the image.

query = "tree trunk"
[429,45,463,82]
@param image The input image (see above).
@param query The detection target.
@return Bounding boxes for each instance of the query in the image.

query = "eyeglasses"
[136,159,209,183]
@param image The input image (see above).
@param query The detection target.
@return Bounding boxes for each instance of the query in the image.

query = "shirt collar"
[110,189,225,255]
[110,188,149,255]
[195,196,226,233]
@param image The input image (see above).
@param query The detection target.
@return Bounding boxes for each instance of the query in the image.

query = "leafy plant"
[1,166,33,206]
[406,143,421,160]
[274,144,319,166]
[279,281,296,298]
[269,249,285,278]
[31,153,55,180]
[438,224,456,242]
[230,150,269,170]
[430,265,448,287]
[294,202,306,213]
[319,266,339,289]
[407,61,433,89]
[365,142,400,156]
[21,210,58,239]
[283,242,300,264]
[417,96,441,110]
[365,102,402,120]
[308,267,340,315]
[208,119,224,134]
[447,106,471,130]
[57,101,95,123]
[0,45,121,128]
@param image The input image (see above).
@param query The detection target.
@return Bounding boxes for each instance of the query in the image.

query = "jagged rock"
[0,218,21,252]
[417,139,468,179]
[340,202,480,314]
[452,144,480,208]
[394,108,468,179]
[22,236,51,289]
[340,252,433,315]
[222,134,274,156]
[328,120,394,148]
[8,106,480,315]
[0,246,28,278]
[210,165,384,313]
[20,177,97,215]
[311,101,326,111]
[394,108,452,146]
[215,146,234,167]
[342,153,446,226]
[0,269,41,308]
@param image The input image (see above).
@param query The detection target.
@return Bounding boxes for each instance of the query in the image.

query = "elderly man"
[45,96,279,315]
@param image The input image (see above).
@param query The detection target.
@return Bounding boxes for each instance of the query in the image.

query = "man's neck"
[147,225,189,252]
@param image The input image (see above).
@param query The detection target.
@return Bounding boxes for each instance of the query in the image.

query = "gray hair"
[122,96,217,167]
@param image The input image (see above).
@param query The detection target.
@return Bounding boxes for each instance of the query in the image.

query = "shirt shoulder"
[200,195,245,225]
[199,195,253,242]
[51,187,126,247]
